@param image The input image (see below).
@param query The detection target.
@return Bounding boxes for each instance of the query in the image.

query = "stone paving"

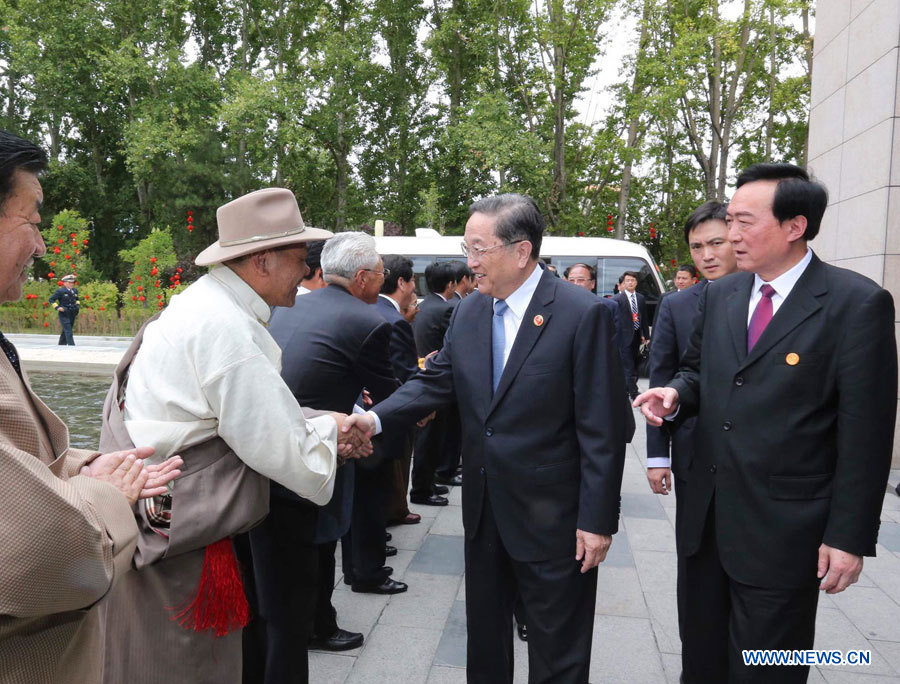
[318,393,900,683]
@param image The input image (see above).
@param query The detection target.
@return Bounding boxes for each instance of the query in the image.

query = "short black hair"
[468,193,545,259]
[735,163,828,241]
[622,271,640,281]
[301,240,325,280]
[0,130,47,210]
[676,264,697,278]
[683,201,727,246]
[425,261,455,294]
[381,254,413,294]
[563,262,597,281]
[448,259,473,282]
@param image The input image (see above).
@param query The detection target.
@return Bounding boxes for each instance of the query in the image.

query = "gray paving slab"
[862,545,900,602]
[308,652,354,684]
[632,548,679,596]
[660,652,683,684]
[447,486,462,506]
[621,491,668,520]
[644,590,682,655]
[328,586,390,648]
[378,571,461,630]
[872,640,900,676]
[347,624,442,684]
[588,615,667,683]
[624,516,677,552]
[430,505,466,536]
[877,522,900,553]
[433,600,467,668]
[389,517,434,551]
[602,528,635,568]
[407,534,465,576]
[820,671,900,683]
[830,586,900,643]
[814,607,898,675]
[594,564,649,618]
[426,665,468,684]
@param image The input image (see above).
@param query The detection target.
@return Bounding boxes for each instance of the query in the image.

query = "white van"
[373,228,665,317]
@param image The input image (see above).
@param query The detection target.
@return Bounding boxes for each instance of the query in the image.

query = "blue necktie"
[0,330,21,377]
[492,300,509,393]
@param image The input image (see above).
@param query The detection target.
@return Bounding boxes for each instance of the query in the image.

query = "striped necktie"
[630,293,639,330]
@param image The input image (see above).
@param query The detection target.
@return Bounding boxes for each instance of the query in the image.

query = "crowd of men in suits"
[1,123,898,684]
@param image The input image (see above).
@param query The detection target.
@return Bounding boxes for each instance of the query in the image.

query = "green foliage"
[119,228,180,311]
[1,0,812,277]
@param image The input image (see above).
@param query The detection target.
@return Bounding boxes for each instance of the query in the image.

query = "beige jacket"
[0,356,138,684]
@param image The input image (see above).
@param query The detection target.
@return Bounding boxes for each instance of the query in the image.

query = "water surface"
[28,372,110,450]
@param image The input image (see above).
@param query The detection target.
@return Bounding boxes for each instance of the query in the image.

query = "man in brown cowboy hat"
[98,187,372,684]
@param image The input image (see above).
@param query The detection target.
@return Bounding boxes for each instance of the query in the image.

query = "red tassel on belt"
[172,538,250,637]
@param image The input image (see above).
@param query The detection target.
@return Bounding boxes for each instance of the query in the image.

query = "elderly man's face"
[357,258,385,305]
[0,171,46,304]
[268,244,309,307]
[566,265,595,293]
[464,211,529,300]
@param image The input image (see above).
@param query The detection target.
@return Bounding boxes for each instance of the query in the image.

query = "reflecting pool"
[28,372,111,450]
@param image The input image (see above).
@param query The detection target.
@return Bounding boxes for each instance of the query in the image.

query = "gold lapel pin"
[533,314,544,327]
[785,352,800,366]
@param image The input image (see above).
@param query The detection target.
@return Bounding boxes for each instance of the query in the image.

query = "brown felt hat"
[195,188,333,266]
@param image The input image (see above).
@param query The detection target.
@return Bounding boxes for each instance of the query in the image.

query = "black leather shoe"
[516,623,527,641]
[434,484,449,495]
[352,578,408,595]
[435,473,463,487]
[385,545,398,557]
[310,628,364,651]
[410,493,449,506]
[385,531,392,542]
[343,566,392,585]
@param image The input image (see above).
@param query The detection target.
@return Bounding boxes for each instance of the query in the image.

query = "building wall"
[807,0,900,465]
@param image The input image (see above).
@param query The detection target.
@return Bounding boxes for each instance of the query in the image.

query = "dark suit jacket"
[598,295,636,444]
[614,290,650,340]
[270,284,399,488]
[669,254,897,588]
[373,268,627,562]
[413,293,454,356]
[374,296,419,383]
[646,283,703,471]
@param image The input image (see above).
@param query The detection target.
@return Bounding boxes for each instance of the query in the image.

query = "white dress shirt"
[494,262,543,366]
[368,262,543,434]
[124,265,338,505]
[746,247,813,326]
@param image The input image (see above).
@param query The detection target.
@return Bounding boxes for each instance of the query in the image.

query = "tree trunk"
[765,4,775,162]
[616,0,652,239]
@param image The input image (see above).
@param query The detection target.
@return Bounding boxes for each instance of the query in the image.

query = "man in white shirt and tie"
[635,163,897,683]
[345,193,627,683]
[614,270,649,399]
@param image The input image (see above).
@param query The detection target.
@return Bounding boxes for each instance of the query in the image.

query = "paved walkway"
[7,333,127,374]
[320,392,900,683]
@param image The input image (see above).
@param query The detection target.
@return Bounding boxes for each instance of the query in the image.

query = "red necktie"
[747,284,776,352]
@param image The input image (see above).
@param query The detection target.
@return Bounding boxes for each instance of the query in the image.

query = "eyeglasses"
[460,239,525,258]
[362,268,390,277]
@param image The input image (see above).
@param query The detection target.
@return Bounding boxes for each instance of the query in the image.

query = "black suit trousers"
[411,408,449,497]
[624,328,641,395]
[465,491,597,684]
[341,460,391,585]
[239,500,319,684]
[681,502,819,684]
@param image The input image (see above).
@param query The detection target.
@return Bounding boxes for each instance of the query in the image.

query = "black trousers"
[240,498,319,684]
[465,492,597,684]
[623,328,641,395]
[313,540,339,639]
[341,460,390,585]
[57,311,75,345]
[436,404,462,480]
[411,408,449,498]
[681,503,819,684]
